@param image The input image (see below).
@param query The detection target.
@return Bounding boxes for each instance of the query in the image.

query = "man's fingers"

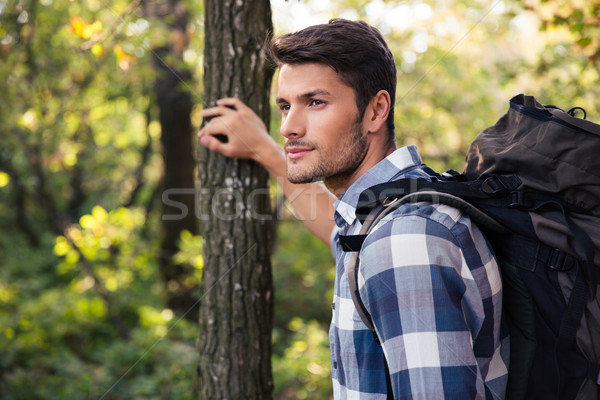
[199,133,224,152]
[200,106,219,118]
[217,97,257,116]
[216,97,243,109]
[202,98,257,126]
[200,105,234,121]
[197,97,263,161]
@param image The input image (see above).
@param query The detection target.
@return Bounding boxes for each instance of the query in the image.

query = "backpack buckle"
[547,248,576,271]
[481,176,505,194]
[508,191,526,209]
[482,175,521,195]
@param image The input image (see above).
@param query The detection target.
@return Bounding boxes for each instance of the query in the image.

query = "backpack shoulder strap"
[397,191,509,234]
[345,190,509,335]
[346,201,393,334]
[345,200,399,400]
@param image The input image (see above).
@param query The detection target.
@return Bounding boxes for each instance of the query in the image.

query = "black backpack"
[339,94,600,400]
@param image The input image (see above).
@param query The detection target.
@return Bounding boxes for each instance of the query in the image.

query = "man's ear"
[364,90,391,134]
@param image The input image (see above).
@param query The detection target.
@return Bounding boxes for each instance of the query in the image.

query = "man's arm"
[197,97,336,246]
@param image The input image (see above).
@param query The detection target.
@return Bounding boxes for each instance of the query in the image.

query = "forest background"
[1,0,599,398]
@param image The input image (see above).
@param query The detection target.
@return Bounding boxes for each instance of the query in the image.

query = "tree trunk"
[197,0,275,399]
[149,0,200,318]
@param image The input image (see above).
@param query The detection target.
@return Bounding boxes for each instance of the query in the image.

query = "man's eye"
[279,104,290,112]
[309,99,324,106]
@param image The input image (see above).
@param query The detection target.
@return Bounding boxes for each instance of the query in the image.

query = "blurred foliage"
[273,318,332,400]
[1,0,599,399]
[0,224,198,399]
[271,219,334,398]
[531,0,600,65]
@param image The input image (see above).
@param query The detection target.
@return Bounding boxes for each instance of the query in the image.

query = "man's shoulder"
[354,202,466,266]
[372,201,473,237]
[359,200,496,276]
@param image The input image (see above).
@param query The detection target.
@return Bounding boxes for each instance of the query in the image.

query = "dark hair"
[269,19,396,139]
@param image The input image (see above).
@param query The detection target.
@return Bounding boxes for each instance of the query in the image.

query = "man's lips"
[285,147,314,159]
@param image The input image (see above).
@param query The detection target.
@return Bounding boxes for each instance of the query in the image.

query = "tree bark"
[197,0,275,399]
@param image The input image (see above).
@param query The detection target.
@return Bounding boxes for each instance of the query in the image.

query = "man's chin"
[286,174,325,184]
[286,167,324,184]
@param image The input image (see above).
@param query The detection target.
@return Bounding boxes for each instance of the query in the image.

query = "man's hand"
[198,97,274,162]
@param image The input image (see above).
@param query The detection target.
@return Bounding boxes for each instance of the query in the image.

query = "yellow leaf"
[105,276,118,291]
[70,16,102,39]
[64,152,77,167]
[83,20,102,39]
[91,205,108,222]
[79,214,96,230]
[0,172,9,188]
[91,43,103,57]
[70,16,87,38]
[54,236,71,256]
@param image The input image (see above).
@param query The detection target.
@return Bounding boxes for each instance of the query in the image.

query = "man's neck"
[324,141,396,196]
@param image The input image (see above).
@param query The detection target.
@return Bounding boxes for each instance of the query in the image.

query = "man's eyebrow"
[276,89,332,104]
[298,89,332,99]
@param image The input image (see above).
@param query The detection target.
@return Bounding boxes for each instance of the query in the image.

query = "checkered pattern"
[330,145,509,399]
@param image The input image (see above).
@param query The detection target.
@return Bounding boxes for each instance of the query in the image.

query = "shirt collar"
[333,145,422,227]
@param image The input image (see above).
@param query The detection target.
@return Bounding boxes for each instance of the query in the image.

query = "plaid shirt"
[330,145,509,399]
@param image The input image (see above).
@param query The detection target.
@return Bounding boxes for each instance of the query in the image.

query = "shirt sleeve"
[358,205,497,399]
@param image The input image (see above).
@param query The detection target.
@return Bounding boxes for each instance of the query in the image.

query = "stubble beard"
[286,120,368,187]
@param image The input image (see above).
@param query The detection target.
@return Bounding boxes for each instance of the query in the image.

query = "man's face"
[276,63,368,190]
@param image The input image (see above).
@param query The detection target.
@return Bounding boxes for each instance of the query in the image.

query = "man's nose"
[280,108,305,139]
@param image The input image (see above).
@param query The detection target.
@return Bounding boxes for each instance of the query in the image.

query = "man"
[198,19,508,399]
